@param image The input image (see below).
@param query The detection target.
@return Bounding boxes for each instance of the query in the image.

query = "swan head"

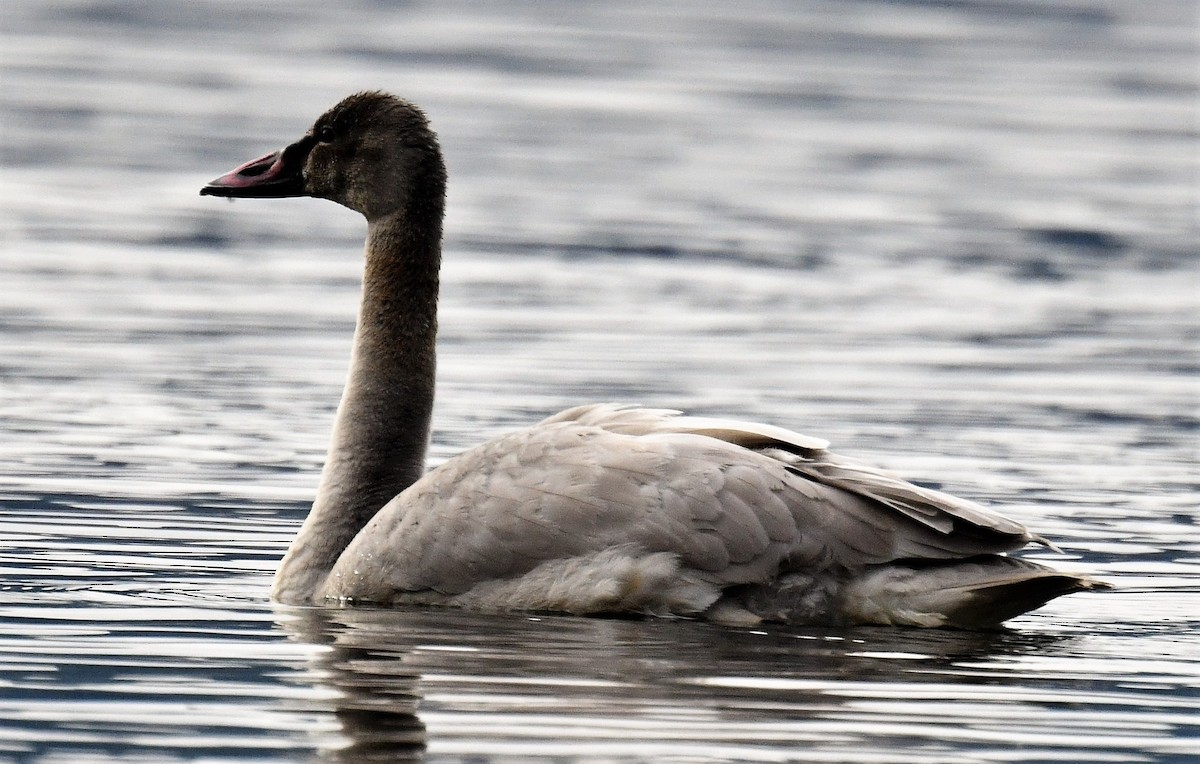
[201,91,445,222]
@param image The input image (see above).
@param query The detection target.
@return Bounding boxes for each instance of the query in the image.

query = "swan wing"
[543,404,1039,547]
[321,405,1039,607]
[324,421,799,602]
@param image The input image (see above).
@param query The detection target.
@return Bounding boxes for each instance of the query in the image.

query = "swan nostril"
[230,151,283,179]
[240,162,271,178]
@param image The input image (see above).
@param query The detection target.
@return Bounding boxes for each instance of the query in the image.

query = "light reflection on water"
[1,0,1198,762]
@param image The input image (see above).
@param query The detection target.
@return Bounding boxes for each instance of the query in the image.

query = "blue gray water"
[1,1,1197,762]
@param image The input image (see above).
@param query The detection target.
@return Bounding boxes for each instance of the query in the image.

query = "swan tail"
[840,556,1112,629]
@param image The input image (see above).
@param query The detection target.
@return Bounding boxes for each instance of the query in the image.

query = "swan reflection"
[274,606,1071,761]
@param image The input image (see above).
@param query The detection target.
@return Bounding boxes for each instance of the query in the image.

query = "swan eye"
[316,125,336,144]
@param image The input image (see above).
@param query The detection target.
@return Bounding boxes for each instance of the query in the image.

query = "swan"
[200,91,1108,628]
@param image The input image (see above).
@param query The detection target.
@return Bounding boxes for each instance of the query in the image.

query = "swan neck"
[274,211,442,603]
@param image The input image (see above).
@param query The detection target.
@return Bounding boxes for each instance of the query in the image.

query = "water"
[1,1,1197,761]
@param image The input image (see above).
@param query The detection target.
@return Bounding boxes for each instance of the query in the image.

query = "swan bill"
[200,143,309,198]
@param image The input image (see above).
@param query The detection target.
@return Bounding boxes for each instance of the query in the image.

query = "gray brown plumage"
[201,92,1109,628]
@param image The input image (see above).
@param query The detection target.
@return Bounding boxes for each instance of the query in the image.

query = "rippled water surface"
[1,1,1198,762]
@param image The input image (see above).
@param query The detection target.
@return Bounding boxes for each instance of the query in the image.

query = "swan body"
[201,91,1108,628]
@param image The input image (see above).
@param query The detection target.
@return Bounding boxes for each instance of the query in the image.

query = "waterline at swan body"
[200,91,1108,628]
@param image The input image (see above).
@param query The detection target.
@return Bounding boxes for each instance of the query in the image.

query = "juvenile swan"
[201,91,1108,628]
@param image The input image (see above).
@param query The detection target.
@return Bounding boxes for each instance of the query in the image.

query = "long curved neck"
[274,212,442,603]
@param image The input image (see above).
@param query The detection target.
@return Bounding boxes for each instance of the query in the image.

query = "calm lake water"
[1,1,1198,762]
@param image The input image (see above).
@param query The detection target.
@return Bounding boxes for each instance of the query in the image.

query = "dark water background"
[1,1,1197,762]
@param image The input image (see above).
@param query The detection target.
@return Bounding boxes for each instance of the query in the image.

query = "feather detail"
[318,404,1104,625]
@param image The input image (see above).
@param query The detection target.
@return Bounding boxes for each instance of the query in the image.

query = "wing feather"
[323,404,1048,606]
